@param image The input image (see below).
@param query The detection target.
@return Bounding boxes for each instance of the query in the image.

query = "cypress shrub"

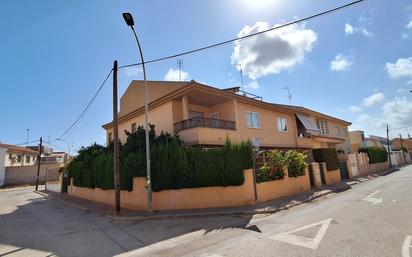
[358,147,388,164]
[312,148,339,171]
[68,126,253,191]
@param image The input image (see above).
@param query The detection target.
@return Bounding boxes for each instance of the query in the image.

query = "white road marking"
[270,218,332,250]
[114,230,206,257]
[402,236,412,257]
[362,190,383,205]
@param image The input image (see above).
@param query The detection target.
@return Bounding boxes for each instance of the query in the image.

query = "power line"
[118,0,365,69]
[13,139,40,146]
[55,69,113,141]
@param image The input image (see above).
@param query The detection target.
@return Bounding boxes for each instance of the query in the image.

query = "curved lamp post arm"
[123,13,152,213]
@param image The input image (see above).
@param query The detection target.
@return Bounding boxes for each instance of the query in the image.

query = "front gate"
[338,161,350,180]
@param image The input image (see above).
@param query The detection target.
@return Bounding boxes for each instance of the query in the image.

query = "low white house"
[0,143,38,167]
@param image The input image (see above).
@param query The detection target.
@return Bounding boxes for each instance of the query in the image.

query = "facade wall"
[236,101,298,148]
[4,163,60,186]
[5,152,37,167]
[119,81,185,117]
[105,85,351,150]
[107,101,175,144]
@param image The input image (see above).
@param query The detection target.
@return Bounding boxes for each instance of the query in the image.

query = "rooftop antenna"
[177,59,183,81]
[235,64,246,96]
[281,86,292,105]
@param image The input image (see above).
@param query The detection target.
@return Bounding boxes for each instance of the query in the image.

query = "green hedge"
[359,147,388,164]
[312,148,339,171]
[152,140,252,191]
[68,126,253,191]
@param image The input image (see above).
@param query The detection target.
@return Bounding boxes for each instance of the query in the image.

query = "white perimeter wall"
[0,147,6,186]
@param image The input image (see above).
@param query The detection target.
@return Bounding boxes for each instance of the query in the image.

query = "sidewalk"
[39,166,400,222]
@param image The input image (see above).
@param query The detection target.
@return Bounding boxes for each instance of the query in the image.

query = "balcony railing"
[174,117,236,132]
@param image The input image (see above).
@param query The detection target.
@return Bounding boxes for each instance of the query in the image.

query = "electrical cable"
[118,0,365,69]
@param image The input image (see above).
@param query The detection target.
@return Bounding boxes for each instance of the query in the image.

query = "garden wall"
[68,168,311,211]
[256,168,311,203]
[319,162,341,185]
[69,169,255,211]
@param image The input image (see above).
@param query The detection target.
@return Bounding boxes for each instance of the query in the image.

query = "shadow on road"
[0,190,256,257]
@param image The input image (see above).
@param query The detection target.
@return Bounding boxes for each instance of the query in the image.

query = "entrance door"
[338,161,350,180]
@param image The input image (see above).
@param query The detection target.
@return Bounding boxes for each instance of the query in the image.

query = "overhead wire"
[118,0,365,69]
[54,69,113,141]
[12,0,365,148]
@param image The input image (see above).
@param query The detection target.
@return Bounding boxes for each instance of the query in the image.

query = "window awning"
[296,114,320,133]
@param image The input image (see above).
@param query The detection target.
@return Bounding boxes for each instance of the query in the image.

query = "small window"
[131,123,137,133]
[17,155,22,162]
[246,111,260,128]
[26,156,31,163]
[108,132,113,142]
[316,120,329,135]
[277,117,288,132]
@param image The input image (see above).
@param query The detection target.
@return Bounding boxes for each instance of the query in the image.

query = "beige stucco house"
[103,80,351,154]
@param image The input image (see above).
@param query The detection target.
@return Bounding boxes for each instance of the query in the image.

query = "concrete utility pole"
[113,60,121,215]
[387,125,392,168]
[35,137,42,191]
[400,134,406,164]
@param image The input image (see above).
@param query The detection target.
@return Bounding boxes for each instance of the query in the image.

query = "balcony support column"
[182,95,189,120]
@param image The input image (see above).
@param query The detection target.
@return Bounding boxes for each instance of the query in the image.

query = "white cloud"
[349,105,362,112]
[164,68,190,81]
[407,20,412,29]
[397,88,406,93]
[122,67,142,77]
[382,97,412,128]
[344,22,373,37]
[351,97,412,137]
[361,92,385,107]
[386,57,412,80]
[345,23,354,35]
[231,22,317,79]
[245,80,259,90]
[330,54,353,71]
[401,33,409,39]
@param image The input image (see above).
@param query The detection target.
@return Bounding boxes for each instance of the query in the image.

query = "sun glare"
[242,0,278,9]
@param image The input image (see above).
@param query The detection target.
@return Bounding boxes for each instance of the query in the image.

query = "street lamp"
[56,138,70,163]
[122,12,152,212]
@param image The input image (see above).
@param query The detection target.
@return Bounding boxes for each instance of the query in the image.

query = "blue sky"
[1,0,412,152]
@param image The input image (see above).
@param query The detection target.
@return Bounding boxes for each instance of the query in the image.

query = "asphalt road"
[1,165,411,257]
[120,165,412,257]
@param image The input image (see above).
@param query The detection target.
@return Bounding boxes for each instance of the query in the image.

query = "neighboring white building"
[0,143,38,167]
